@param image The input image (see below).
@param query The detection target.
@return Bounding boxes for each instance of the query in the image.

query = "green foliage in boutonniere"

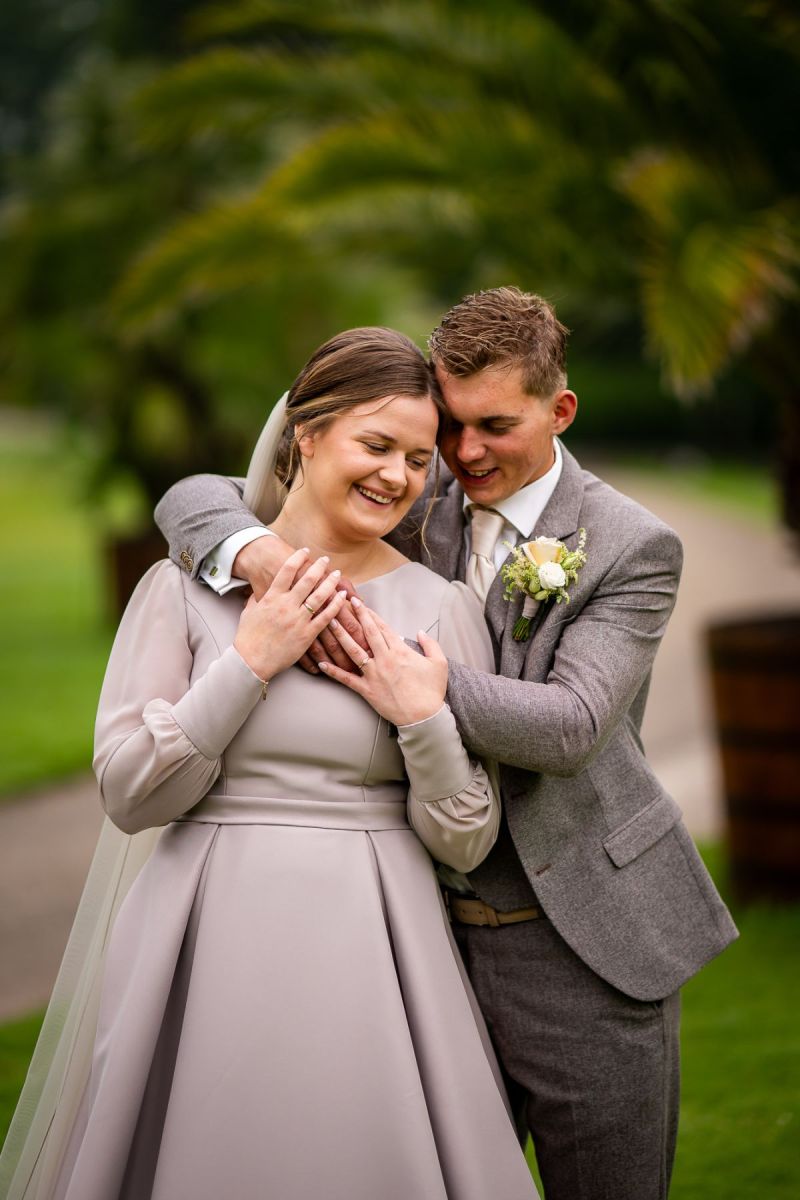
[501,529,588,640]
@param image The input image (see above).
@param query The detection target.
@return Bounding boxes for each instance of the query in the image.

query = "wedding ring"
[358,656,371,670]
[303,600,316,614]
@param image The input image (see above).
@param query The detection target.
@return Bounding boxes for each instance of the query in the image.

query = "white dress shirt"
[462,438,563,569]
[201,526,276,594]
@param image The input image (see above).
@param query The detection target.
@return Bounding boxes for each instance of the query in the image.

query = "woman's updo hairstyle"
[275,327,444,488]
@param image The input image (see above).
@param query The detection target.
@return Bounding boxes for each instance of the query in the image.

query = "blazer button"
[180,550,194,572]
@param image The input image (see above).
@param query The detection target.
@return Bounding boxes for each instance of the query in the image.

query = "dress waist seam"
[177,793,411,831]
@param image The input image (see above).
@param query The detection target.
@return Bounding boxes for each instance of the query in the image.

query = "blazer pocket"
[603,793,683,868]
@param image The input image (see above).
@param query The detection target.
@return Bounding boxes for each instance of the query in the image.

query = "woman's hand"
[232,536,367,677]
[318,598,448,726]
[234,549,348,680]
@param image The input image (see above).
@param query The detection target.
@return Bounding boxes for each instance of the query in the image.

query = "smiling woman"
[1,328,539,1200]
[271,393,438,581]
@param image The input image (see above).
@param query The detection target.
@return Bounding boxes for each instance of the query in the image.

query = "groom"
[155,287,737,1199]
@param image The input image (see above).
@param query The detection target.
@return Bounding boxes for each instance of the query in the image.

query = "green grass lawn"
[1,848,797,1197]
[666,846,798,1198]
[0,416,113,795]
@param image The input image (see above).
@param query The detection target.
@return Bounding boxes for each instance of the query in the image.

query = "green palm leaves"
[3,0,798,527]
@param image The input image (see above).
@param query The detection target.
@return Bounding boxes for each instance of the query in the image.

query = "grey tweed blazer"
[155,445,737,1001]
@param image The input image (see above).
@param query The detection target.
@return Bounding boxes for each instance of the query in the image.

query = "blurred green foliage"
[1,0,797,536]
[0,415,113,792]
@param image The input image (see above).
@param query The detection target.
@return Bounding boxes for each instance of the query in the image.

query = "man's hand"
[318,599,448,726]
[233,550,348,681]
[302,598,370,675]
[232,535,295,600]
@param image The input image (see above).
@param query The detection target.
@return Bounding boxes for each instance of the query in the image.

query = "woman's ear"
[295,424,315,459]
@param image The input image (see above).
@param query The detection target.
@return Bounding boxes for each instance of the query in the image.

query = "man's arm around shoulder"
[155,473,255,580]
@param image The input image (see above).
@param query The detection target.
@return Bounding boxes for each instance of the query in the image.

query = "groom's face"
[436,363,577,506]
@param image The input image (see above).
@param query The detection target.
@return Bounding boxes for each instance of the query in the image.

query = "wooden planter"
[707,614,800,902]
[105,528,168,618]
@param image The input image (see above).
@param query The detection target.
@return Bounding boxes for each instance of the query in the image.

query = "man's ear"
[551,390,578,436]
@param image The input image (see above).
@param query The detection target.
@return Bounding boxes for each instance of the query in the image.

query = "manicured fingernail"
[331,569,341,578]
[321,555,330,563]
[351,596,361,608]
[330,619,340,630]
[318,662,330,671]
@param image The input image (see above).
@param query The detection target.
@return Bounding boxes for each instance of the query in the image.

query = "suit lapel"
[420,445,586,675]
[484,570,507,643]
[421,478,466,583]
[531,443,585,543]
[498,443,586,678]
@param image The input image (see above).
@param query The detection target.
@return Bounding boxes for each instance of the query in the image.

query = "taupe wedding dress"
[4,559,538,1200]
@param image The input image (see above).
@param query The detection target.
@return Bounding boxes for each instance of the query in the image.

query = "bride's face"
[294,394,438,540]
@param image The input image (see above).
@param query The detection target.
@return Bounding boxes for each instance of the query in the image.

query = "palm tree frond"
[112,192,298,334]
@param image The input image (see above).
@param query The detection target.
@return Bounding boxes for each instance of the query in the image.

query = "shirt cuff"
[200,527,276,594]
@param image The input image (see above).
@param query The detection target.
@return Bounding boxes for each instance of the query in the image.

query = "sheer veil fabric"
[0,394,289,1198]
[241,391,289,524]
[0,822,161,1198]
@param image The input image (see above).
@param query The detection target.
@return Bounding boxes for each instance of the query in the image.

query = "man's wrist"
[201,527,274,594]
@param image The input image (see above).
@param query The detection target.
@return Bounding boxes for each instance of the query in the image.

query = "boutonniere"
[501,530,588,641]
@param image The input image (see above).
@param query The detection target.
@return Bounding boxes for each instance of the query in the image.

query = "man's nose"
[457,428,486,462]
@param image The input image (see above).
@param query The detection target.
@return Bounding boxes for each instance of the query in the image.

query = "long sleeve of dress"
[93,561,266,834]
[398,581,501,873]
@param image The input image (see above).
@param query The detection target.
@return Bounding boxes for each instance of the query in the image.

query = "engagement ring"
[303,601,316,614]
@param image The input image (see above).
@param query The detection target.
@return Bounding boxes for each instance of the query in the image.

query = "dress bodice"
[93,557,498,875]
[186,563,447,806]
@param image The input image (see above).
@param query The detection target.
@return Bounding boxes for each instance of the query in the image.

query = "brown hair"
[276,327,444,487]
[428,286,570,397]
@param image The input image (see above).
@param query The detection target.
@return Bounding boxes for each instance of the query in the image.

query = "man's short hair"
[428,286,569,397]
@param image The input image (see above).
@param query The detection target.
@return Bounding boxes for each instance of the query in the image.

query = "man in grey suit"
[155,287,737,1199]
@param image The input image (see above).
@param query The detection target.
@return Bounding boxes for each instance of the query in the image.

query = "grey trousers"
[454,918,681,1200]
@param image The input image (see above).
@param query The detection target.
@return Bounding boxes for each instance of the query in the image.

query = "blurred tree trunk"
[105,528,167,616]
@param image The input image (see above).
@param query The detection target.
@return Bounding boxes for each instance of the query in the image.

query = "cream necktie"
[466,507,506,606]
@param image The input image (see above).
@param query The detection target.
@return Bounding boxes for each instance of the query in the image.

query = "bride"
[0,327,538,1199]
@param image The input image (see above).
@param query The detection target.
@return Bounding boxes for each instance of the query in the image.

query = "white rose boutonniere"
[501,529,588,641]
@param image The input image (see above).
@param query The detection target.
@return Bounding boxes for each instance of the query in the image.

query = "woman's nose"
[378,453,407,489]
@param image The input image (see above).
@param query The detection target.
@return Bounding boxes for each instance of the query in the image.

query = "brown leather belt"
[446,893,543,927]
